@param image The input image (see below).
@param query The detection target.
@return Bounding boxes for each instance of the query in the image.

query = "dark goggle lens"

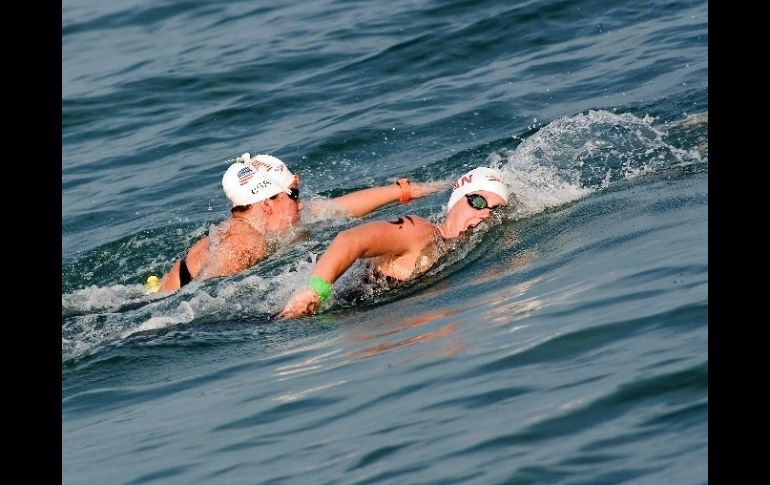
[466,194,489,210]
[289,188,300,200]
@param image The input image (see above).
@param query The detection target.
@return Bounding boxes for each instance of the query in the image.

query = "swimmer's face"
[269,174,302,230]
[449,190,506,233]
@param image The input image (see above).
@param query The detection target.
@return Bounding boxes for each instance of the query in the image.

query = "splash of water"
[492,110,706,218]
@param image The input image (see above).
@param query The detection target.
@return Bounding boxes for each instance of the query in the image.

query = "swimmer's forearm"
[329,184,404,217]
[311,230,370,284]
[328,180,449,217]
[280,220,424,318]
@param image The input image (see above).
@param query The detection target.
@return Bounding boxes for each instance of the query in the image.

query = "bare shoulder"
[202,219,269,277]
[224,219,268,252]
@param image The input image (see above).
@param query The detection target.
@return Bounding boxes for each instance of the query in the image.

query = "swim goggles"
[466,193,500,211]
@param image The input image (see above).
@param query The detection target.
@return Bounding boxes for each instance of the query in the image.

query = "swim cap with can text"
[446,167,509,210]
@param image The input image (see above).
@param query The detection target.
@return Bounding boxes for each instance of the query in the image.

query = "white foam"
[490,109,705,218]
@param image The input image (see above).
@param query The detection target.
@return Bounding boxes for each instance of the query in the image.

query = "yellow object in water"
[144,275,161,295]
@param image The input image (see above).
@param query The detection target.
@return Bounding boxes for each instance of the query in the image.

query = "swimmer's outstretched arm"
[279,217,435,318]
[305,179,449,218]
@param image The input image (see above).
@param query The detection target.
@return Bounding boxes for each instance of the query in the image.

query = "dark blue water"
[62,0,708,483]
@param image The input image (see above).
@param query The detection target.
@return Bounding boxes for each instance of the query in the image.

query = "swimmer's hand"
[279,290,322,319]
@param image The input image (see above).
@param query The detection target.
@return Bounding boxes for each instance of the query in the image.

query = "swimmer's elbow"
[332,229,357,251]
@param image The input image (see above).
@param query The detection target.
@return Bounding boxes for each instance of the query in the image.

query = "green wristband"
[308,276,333,302]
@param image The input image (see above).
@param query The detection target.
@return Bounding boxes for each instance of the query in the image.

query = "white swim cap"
[446,167,509,211]
[221,153,296,206]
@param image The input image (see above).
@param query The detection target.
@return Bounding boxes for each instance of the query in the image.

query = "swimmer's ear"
[259,199,273,215]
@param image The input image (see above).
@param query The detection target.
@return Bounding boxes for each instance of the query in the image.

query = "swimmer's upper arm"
[160,260,182,291]
[312,216,434,283]
[353,216,434,257]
